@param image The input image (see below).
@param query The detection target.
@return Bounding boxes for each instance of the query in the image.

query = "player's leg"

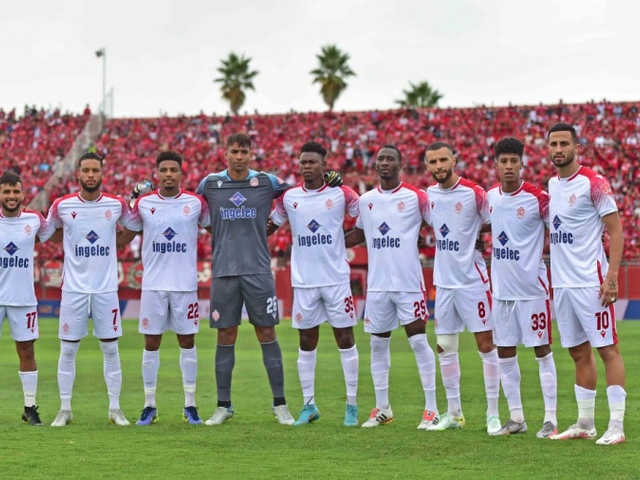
[492,300,525,436]
[528,297,558,438]
[291,287,323,425]
[550,288,597,440]
[243,274,293,425]
[52,291,89,426]
[206,276,241,425]
[5,306,42,425]
[324,283,359,426]
[579,287,626,445]
[361,291,395,428]
[398,292,439,430]
[137,290,169,425]
[462,286,500,434]
[433,287,465,430]
[169,291,201,425]
[92,292,128,426]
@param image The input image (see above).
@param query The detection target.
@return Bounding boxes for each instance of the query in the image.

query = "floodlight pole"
[96,48,107,118]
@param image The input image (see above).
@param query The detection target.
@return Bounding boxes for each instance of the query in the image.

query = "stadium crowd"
[1,100,639,260]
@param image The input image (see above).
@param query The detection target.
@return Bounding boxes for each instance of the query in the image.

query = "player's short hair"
[425,141,454,154]
[378,144,402,162]
[0,171,22,187]
[78,151,104,167]
[494,137,524,158]
[156,150,183,167]
[226,133,252,149]
[300,141,327,158]
[548,122,578,143]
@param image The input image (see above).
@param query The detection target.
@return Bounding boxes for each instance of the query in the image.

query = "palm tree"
[395,81,443,108]
[310,45,356,111]
[214,53,259,115]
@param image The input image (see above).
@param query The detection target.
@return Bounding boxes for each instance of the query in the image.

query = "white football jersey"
[0,210,55,306]
[272,185,359,287]
[47,193,132,293]
[548,166,618,288]
[427,177,490,288]
[356,183,429,292]
[128,190,210,291]
[487,182,550,300]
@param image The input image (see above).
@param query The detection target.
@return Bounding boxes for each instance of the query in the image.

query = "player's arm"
[266,219,280,237]
[116,228,138,246]
[48,228,63,244]
[599,211,623,306]
[345,227,365,247]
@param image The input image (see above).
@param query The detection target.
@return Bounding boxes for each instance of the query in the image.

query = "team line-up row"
[0,125,626,445]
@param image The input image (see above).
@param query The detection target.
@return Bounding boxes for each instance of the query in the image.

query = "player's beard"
[80,179,102,193]
[431,167,453,185]
[1,199,22,213]
[551,150,575,169]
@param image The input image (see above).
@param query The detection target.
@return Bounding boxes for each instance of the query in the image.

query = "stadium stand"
[2,100,639,260]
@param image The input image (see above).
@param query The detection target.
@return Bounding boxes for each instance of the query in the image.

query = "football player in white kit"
[47,152,133,427]
[425,142,501,434]
[545,123,626,445]
[486,137,558,438]
[0,171,56,425]
[119,151,211,426]
[269,142,360,427]
[345,145,440,430]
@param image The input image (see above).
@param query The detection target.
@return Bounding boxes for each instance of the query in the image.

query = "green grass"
[0,319,638,479]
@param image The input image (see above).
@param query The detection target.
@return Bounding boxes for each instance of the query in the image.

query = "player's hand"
[131,180,154,199]
[324,170,343,187]
[598,273,619,306]
[475,235,485,253]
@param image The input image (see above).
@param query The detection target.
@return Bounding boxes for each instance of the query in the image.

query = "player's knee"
[437,334,458,354]
[60,340,80,357]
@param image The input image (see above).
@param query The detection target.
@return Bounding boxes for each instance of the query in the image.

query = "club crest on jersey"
[150,207,156,214]
[211,310,220,321]
[142,318,149,329]
[24,225,32,235]
[250,177,259,187]
[568,194,577,206]
[397,201,405,212]
[71,211,77,219]
[183,205,191,216]
[455,202,463,214]
[293,202,298,209]
[517,206,525,219]
[105,210,113,220]
[295,312,303,323]
[325,199,333,210]
[368,203,373,210]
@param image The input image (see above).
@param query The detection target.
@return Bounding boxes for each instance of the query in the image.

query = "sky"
[2,0,638,118]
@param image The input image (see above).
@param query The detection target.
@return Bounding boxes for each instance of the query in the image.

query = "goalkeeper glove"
[131,180,154,199]
[324,170,343,187]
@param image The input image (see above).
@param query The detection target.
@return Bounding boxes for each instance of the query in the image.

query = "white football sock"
[19,371,38,407]
[100,341,122,410]
[408,334,438,413]
[535,352,557,424]
[575,384,596,429]
[499,356,524,423]
[142,349,160,407]
[480,349,500,418]
[339,345,359,406]
[58,341,80,411]
[180,347,198,407]
[606,385,626,430]
[297,348,317,405]
[370,335,391,409]
[439,352,461,416]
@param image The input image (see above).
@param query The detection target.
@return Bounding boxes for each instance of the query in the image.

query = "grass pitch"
[0,319,638,479]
